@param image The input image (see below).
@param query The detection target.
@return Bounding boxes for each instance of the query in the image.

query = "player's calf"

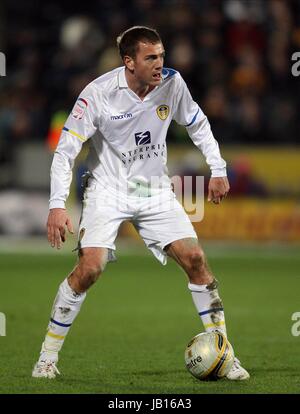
[68,263,102,292]
[188,279,227,337]
[32,247,108,378]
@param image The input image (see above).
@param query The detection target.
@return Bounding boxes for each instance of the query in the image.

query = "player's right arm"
[47,208,74,249]
[48,83,99,249]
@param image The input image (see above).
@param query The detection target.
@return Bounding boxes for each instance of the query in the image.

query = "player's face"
[127,42,165,87]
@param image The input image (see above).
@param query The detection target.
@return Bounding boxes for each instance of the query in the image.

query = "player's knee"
[75,248,108,289]
[70,258,104,292]
[185,248,213,284]
[186,247,205,272]
[81,260,103,285]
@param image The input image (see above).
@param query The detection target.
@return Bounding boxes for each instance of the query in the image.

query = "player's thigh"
[78,185,131,250]
[135,193,197,251]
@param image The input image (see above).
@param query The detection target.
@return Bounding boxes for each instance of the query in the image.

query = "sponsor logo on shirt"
[135,131,151,146]
[156,104,169,121]
[71,98,88,120]
[121,142,166,166]
[111,113,133,120]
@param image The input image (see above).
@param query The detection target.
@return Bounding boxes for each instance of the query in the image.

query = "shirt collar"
[118,67,128,88]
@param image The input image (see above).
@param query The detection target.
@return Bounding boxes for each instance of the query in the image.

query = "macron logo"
[111,113,133,121]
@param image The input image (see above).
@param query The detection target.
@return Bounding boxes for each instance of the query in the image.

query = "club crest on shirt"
[156,104,169,121]
[71,98,88,120]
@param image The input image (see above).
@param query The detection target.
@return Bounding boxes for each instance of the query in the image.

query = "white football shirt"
[49,66,226,209]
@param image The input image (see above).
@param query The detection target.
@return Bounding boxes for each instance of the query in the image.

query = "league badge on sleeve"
[71,98,88,120]
[156,104,169,121]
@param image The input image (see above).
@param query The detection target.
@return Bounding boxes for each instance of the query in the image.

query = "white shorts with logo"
[77,179,198,265]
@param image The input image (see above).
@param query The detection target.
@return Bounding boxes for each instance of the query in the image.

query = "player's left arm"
[207,176,230,204]
[172,73,229,204]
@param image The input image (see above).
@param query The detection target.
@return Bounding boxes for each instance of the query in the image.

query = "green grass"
[0,245,300,394]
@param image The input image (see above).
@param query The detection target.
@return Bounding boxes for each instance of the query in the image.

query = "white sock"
[39,278,86,362]
[188,280,227,337]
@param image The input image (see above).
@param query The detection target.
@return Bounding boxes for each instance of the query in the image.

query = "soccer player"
[32,26,249,380]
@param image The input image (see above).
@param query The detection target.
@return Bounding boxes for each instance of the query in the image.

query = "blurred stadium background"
[1,0,300,394]
[0,0,300,245]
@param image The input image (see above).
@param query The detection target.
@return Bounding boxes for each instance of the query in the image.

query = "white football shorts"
[77,178,198,265]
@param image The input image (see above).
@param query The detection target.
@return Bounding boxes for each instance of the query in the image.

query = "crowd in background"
[0,0,299,173]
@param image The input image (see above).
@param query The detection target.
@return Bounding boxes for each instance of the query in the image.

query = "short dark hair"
[117,26,162,60]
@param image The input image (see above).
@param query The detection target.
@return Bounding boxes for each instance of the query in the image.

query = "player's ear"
[124,55,135,71]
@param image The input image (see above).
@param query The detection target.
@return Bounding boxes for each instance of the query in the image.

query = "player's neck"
[125,70,155,100]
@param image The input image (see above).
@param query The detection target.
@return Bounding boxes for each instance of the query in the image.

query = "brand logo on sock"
[58,307,71,315]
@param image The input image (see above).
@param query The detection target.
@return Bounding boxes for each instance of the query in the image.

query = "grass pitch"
[0,243,300,394]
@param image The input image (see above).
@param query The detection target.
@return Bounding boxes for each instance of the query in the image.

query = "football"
[184,331,235,380]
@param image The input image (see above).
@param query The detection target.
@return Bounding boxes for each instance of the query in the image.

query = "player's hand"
[47,208,74,249]
[207,177,230,204]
